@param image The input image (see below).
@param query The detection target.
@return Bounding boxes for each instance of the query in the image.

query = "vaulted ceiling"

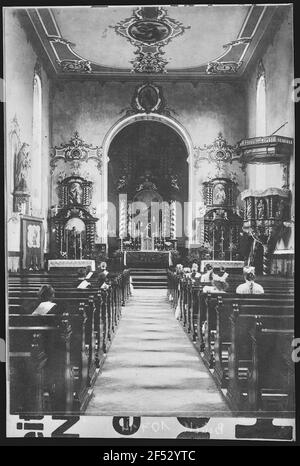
[25,4,285,80]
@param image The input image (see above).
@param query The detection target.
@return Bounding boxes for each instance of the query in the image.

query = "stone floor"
[85,289,230,416]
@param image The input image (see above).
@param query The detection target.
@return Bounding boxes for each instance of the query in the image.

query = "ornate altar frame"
[50,175,98,259]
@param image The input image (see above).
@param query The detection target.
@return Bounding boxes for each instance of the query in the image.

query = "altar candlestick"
[66,231,68,259]
[79,233,82,259]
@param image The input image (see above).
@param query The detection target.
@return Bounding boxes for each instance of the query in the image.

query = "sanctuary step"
[130,268,167,289]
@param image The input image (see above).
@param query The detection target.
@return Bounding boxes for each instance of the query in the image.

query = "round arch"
[99,113,194,247]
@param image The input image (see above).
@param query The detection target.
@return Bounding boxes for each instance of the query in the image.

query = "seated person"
[203,279,229,294]
[201,264,213,283]
[97,261,110,289]
[236,268,264,294]
[183,267,191,276]
[188,263,201,284]
[213,266,229,282]
[85,265,94,279]
[175,263,184,277]
[32,285,58,315]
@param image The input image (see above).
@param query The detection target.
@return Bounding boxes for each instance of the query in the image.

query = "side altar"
[49,175,98,260]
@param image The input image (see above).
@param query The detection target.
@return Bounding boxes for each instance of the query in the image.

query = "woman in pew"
[200,264,213,283]
[188,263,201,285]
[32,285,58,315]
[97,262,111,290]
[236,267,264,294]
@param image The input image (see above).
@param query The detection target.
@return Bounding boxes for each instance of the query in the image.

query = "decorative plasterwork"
[59,59,92,73]
[256,58,266,84]
[123,82,174,116]
[194,132,239,169]
[206,61,243,75]
[34,59,42,79]
[113,7,189,73]
[50,132,103,175]
[25,5,279,78]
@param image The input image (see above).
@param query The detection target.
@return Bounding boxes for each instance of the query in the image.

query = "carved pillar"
[170,200,176,239]
[119,195,127,239]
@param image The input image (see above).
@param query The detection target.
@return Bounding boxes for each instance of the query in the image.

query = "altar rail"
[167,271,294,416]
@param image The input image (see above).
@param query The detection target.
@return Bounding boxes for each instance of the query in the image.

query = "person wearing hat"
[236,267,264,294]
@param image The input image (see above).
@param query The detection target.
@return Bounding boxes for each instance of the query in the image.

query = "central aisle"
[86,289,230,416]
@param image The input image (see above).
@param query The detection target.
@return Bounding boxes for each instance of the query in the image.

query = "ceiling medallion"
[113,7,189,73]
[206,61,243,75]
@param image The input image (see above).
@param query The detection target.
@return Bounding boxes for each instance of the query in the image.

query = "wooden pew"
[213,300,294,388]
[9,314,74,414]
[247,323,294,415]
[226,312,294,412]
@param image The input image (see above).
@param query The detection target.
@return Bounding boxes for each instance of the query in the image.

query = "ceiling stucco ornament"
[194,132,238,168]
[59,59,92,73]
[206,61,243,74]
[113,6,189,73]
[50,132,103,175]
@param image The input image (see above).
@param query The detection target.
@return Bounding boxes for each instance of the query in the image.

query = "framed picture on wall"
[20,215,44,270]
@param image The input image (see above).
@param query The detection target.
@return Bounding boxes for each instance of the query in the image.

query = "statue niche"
[13,142,31,214]
[50,176,98,259]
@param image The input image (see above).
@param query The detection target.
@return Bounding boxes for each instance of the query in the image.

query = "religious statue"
[117,174,127,192]
[170,174,179,190]
[213,183,226,205]
[257,199,265,219]
[14,142,31,192]
[275,198,286,219]
[136,172,157,192]
[69,182,82,204]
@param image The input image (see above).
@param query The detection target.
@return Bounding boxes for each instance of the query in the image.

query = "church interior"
[5,5,295,421]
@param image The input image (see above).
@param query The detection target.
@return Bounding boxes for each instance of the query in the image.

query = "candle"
[66,230,68,258]
[79,233,82,259]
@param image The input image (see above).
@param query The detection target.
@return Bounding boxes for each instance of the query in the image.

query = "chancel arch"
[106,119,190,253]
[102,113,194,250]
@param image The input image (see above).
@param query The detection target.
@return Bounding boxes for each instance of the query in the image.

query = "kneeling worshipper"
[236,267,264,294]
[32,285,58,315]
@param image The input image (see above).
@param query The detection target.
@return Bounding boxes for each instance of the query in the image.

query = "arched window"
[256,62,266,137]
[31,70,42,214]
